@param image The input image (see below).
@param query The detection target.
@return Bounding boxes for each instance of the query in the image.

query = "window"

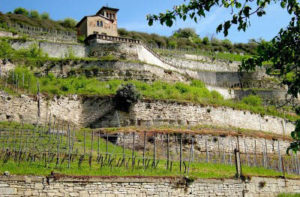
[97,21,103,27]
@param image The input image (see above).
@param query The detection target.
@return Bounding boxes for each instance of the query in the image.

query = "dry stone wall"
[0,175,299,197]
[114,132,291,155]
[161,56,240,72]
[117,100,294,135]
[0,91,113,128]
[31,60,188,83]
[9,40,87,58]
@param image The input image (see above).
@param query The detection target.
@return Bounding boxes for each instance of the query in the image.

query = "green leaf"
[231,15,238,24]
[235,2,242,8]
[190,12,195,19]
[243,6,251,17]
[148,18,153,26]
[216,24,223,33]
[166,19,173,27]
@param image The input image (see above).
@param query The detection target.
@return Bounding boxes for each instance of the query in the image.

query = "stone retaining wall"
[114,132,292,155]
[117,100,295,136]
[161,56,240,72]
[10,40,87,58]
[29,60,188,83]
[0,175,299,196]
[0,91,295,135]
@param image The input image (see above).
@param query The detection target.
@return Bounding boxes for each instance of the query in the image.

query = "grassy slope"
[154,48,252,62]
[0,13,75,33]
[1,160,296,179]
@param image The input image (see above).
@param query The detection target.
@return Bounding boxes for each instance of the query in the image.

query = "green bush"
[0,39,48,59]
[13,7,29,16]
[40,12,50,20]
[29,10,40,19]
[241,95,262,107]
[15,43,48,59]
[59,18,77,29]
[114,83,141,112]
[0,39,14,59]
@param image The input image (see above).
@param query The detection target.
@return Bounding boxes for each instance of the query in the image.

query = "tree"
[13,7,29,16]
[114,84,141,112]
[147,0,300,152]
[41,12,50,20]
[29,10,40,19]
[173,28,198,39]
[60,18,77,29]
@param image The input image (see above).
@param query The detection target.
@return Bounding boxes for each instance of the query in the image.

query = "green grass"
[154,48,252,62]
[0,12,75,33]
[1,160,297,179]
[278,194,300,197]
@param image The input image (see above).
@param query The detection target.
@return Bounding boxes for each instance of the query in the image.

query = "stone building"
[76,6,119,38]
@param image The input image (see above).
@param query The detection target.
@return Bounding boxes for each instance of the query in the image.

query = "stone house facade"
[76,6,119,38]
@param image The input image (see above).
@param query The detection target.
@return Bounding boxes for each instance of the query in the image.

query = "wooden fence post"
[97,131,100,161]
[89,131,94,168]
[234,149,242,179]
[254,140,257,167]
[264,139,268,167]
[67,124,71,168]
[143,131,146,167]
[83,130,86,156]
[106,132,108,156]
[187,135,194,175]
[123,133,125,167]
[37,82,40,119]
[179,133,182,173]
[132,132,136,169]
[278,141,283,173]
[167,133,170,170]
[206,138,209,163]
[153,133,156,168]
[56,121,60,166]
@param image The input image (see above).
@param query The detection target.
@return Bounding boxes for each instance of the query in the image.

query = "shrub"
[0,39,14,59]
[211,90,224,101]
[15,43,48,59]
[114,84,141,112]
[59,18,77,29]
[29,10,40,19]
[202,37,210,45]
[13,7,29,16]
[191,80,206,88]
[40,12,50,20]
[241,95,262,106]
[66,47,75,59]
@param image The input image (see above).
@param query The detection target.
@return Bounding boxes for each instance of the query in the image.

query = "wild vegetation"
[119,28,258,55]
[0,8,76,33]
[153,47,252,62]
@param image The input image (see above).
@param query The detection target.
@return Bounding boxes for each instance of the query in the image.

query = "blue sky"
[0,0,292,43]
